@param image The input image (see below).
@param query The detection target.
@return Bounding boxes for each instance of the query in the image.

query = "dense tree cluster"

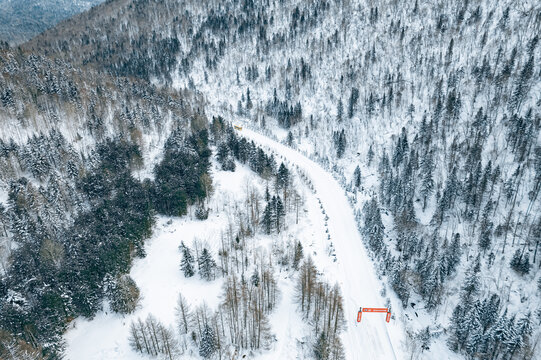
[447,261,533,360]
[213,117,277,178]
[152,129,211,217]
[106,275,140,314]
[0,120,210,357]
[265,91,303,128]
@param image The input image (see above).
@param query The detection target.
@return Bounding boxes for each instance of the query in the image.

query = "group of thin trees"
[0,51,210,356]
[297,257,345,360]
[129,315,179,359]
[130,261,278,359]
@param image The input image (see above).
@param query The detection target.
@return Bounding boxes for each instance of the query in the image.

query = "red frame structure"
[357,307,391,323]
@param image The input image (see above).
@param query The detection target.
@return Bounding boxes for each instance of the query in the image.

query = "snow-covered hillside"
[0,0,539,359]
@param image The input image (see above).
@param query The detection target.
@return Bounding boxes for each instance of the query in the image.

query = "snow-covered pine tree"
[314,331,329,360]
[246,87,253,110]
[353,165,361,188]
[362,198,385,256]
[198,248,217,281]
[444,233,462,276]
[292,240,304,270]
[251,268,260,287]
[336,98,343,122]
[420,149,434,211]
[367,145,374,167]
[348,87,359,118]
[275,195,285,232]
[510,250,530,275]
[276,163,290,190]
[199,324,216,359]
[460,255,481,303]
[262,201,274,234]
[180,241,195,278]
[107,275,140,314]
[478,201,493,252]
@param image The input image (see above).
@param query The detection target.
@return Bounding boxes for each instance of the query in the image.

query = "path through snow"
[239,127,405,360]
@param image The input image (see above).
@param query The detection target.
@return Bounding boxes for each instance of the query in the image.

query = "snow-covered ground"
[238,127,407,359]
[64,150,332,359]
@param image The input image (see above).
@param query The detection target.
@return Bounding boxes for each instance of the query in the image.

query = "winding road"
[239,127,404,360]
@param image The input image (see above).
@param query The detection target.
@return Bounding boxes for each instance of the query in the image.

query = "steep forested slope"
[0,50,212,357]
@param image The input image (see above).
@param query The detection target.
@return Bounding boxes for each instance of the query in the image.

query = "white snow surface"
[239,127,406,359]
[65,158,312,359]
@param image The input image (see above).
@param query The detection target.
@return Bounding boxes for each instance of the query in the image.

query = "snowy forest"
[0,0,540,359]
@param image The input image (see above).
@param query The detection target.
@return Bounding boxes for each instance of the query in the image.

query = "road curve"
[239,127,404,360]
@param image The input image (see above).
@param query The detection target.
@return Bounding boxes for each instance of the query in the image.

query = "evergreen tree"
[464,301,483,356]
[461,255,481,303]
[314,331,329,360]
[246,87,253,110]
[287,131,294,146]
[199,324,216,358]
[277,163,290,189]
[420,150,434,210]
[217,142,235,171]
[445,233,461,276]
[353,165,362,188]
[275,196,285,232]
[262,201,274,234]
[392,128,408,168]
[108,275,140,314]
[367,145,374,166]
[337,98,343,122]
[348,87,359,118]
[180,242,195,278]
[487,311,509,357]
[435,167,460,224]
[510,250,530,275]
[390,261,410,308]
[334,129,347,158]
[251,268,260,287]
[480,294,500,332]
[503,315,521,358]
[508,55,534,113]
[362,198,385,256]
[293,241,304,270]
[478,201,493,252]
[447,304,465,351]
[198,248,216,281]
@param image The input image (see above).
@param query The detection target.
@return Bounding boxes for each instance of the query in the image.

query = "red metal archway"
[357,307,391,323]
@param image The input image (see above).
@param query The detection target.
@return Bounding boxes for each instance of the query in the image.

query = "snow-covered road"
[240,127,405,360]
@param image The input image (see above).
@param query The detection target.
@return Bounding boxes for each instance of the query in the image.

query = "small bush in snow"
[108,275,140,314]
[510,250,530,275]
[195,206,209,220]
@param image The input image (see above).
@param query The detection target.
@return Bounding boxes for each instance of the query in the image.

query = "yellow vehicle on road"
[234,125,242,131]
